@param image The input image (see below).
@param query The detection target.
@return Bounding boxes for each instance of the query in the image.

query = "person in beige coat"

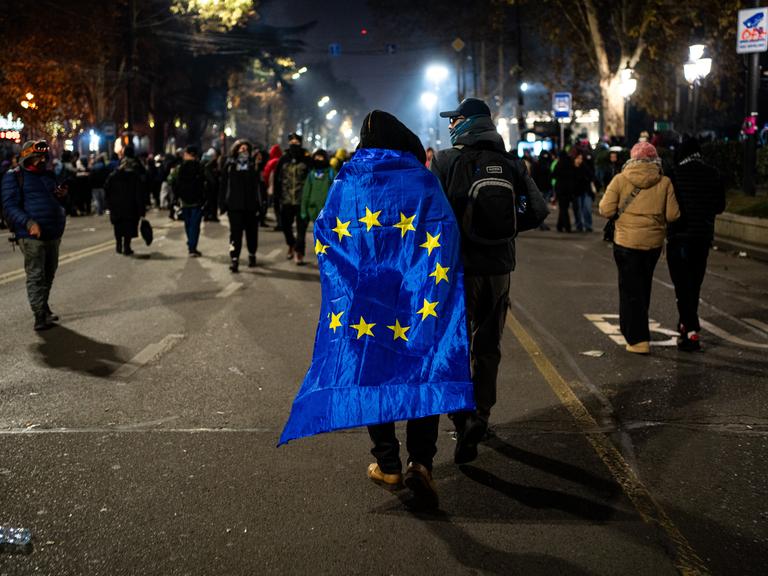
[599,142,680,354]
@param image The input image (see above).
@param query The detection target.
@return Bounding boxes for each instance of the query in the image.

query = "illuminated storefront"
[0,113,24,144]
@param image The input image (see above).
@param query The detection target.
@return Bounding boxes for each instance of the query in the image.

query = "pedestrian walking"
[89,154,109,216]
[572,152,596,232]
[599,142,680,354]
[202,148,221,222]
[104,146,146,256]
[430,98,548,463]
[253,148,270,227]
[173,146,206,257]
[300,148,335,264]
[220,139,261,272]
[262,144,282,230]
[274,133,311,264]
[1,140,67,331]
[551,151,576,232]
[666,137,725,351]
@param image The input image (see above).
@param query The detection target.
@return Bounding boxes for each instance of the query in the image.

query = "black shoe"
[403,462,439,509]
[34,312,52,331]
[230,259,239,273]
[677,331,701,352]
[248,255,257,268]
[189,249,202,257]
[454,415,487,465]
[44,305,59,323]
[124,249,134,256]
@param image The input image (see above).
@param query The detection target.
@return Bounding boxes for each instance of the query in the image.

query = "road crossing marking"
[216,282,243,299]
[112,334,185,380]
[266,248,283,260]
[0,240,115,287]
[584,314,678,346]
[506,312,710,576]
[743,318,768,335]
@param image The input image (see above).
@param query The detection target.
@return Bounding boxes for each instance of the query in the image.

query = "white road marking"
[216,282,243,299]
[584,314,677,346]
[699,319,768,349]
[112,334,185,379]
[744,318,768,334]
[266,248,282,260]
[0,240,114,286]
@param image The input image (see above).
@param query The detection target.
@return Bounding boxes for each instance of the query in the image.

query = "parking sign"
[553,92,572,119]
[738,8,768,54]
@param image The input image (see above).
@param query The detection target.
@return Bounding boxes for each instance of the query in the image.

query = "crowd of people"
[1,97,726,508]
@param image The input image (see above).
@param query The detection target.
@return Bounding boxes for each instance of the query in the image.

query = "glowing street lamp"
[425,64,449,86]
[420,91,438,111]
[520,82,529,93]
[619,66,638,141]
[317,96,330,108]
[325,109,338,121]
[684,43,712,133]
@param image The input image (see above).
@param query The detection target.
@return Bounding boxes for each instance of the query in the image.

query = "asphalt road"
[0,208,766,576]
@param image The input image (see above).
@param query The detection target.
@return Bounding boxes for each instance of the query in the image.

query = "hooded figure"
[104,146,147,256]
[280,110,474,509]
[599,142,680,354]
[300,149,335,226]
[221,139,261,272]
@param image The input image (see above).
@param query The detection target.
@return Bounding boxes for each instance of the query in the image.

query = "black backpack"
[447,146,524,245]
[4,168,24,244]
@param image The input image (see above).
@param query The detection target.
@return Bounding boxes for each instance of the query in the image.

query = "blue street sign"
[553,92,572,119]
[386,44,397,55]
[329,43,342,57]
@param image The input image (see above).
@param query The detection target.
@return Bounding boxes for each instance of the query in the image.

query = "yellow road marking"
[0,240,114,287]
[506,311,709,576]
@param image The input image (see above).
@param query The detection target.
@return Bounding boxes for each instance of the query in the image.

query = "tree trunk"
[600,73,625,139]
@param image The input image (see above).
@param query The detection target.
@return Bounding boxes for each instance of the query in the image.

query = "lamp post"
[619,66,637,144]
[683,44,712,134]
[425,65,449,147]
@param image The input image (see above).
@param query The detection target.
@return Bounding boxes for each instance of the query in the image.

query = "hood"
[230,139,252,158]
[119,157,141,171]
[359,109,426,164]
[268,144,282,161]
[622,160,662,189]
[454,116,505,151]
[334,148,347,160]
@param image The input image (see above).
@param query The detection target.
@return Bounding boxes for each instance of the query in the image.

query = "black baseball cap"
[439,97,491,119]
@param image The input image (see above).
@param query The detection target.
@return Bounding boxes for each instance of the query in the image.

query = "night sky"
[259,0,455,144]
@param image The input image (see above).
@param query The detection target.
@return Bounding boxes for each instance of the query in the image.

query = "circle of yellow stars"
[320,205,449,343]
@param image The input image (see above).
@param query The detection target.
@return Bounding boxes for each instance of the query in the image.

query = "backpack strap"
[612,187,641,222]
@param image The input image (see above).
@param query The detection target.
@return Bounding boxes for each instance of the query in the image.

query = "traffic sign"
[451,37,465,52]
[552,92,572,119]
[101,122,116,138]
[738,7,768,54]
[328,43,342,57]
[386,44,397,55]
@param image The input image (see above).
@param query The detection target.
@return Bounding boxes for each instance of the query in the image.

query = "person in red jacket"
[262,144,282,230]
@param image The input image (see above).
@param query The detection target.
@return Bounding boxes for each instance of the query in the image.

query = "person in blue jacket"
[1,140,67,331]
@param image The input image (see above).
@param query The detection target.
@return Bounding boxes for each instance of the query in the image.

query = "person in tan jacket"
[599,142,680,354]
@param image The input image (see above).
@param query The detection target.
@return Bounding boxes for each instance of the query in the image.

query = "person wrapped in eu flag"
[280,111,474,506]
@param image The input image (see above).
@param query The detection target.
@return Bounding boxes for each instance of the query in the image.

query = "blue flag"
[279,148,474,445]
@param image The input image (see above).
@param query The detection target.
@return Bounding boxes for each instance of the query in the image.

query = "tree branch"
[582,0,612,79]
[626,8,653,69]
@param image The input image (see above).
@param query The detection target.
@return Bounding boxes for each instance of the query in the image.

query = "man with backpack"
[274,133,311,264]
[1,140,67,331]
[430,98,548,464]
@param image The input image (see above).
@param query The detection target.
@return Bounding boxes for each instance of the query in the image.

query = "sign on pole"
[328,43,342,57]
[737,8,768,54]
[553,92,572,119]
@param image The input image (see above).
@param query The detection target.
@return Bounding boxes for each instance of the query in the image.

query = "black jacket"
[174,160,206,206]
[430,117,547,275]
[104,158,146,223]
[220,160,260,213]
[668,156,725,242]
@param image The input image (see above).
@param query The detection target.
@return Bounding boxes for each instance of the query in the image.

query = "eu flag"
[279,148,474,445]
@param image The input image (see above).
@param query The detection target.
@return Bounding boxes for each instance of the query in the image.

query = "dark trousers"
[182,206,203,252]
[228,210,259,260]
[464,273,511,422]
[557,196,572,232]
[281,204,308,256]
[613,244,662,345]
[273,194,282,228]
[367,416,440,474]
[667,239,710,333]
[19,238,60,314]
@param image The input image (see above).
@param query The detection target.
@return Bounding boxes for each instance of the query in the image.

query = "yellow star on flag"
[328,311,344,333]
[315,239,329,255]
[393,212,416,238]
[332,217,352,242]
[358,207,382,232]
[416,299,439,320]
[419,232,441,255]
[350,316,376,339]
[387,319,410,341]
[429,262,450,285]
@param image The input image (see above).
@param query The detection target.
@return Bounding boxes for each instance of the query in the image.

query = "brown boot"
[404,462,438,509]
[367,463,402,490]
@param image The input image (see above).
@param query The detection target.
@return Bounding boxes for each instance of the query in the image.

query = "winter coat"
[220,159,260,213]
[174,160,206,206]
[275,147,311,206]
[262,145,282,187]
[104,158,146,224]
[430,116,548,276]
[1,167,66,240]
[301,167,335,221]
[599,160,680,250]
[551,153,575,200]
[667,155,725,242]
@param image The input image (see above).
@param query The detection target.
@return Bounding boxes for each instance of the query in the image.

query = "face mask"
[449,117,475,145]
[313,158,328,169]
[238,152,249,163]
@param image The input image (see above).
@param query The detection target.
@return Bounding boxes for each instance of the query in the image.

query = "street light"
[619,66,638,143]
[420,91,438,110]
[425,64,449,86]
[317,96,330,108]
[325,109,338,121]
[684,44,712,134]
[520,82,529,93]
